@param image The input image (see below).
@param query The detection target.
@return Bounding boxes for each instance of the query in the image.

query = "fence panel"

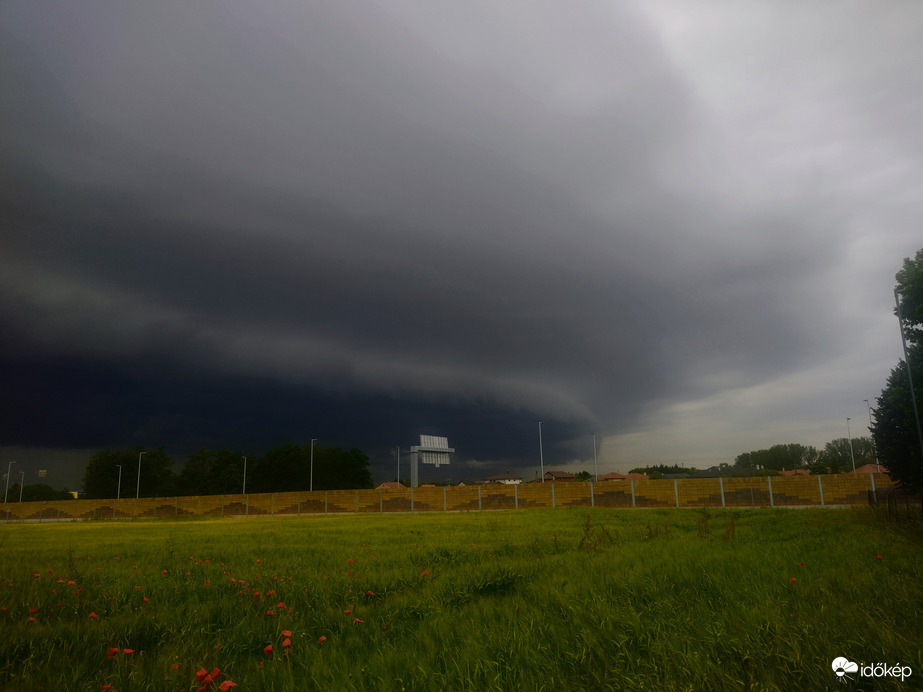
[632,480,675,507]
[326,490,356,513]
[445,486,481,511]
[553,482,593,508]
[593,481,633,508]
[677,478,723,507]
[517,483,553,509]
[480,485,516,510]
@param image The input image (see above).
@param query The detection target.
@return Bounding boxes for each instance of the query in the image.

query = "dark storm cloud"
[3,1,919,479]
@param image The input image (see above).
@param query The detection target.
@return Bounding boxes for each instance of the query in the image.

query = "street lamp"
[116,465,122,500]
[242,456,247,495]
[846,418,856,472]
[591,433,599,481]
[310,439,317,492]
[4,461,15,504]
[136,451,146,499]
[864,399,880,471]
[538,422,545,483]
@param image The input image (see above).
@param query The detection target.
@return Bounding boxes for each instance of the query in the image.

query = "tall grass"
[0,508,920,691]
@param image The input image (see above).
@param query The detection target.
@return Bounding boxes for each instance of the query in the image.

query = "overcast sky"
[2,1,922,488]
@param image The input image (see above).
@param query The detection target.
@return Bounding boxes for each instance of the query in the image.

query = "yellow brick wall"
[0,473,907,521]
[593,481,634,507]
[633,480,677,508]
[677,478,723,507]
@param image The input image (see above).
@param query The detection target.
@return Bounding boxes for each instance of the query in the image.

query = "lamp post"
[846,418,856,472]
[538,422,545,483]
[4,461,15,504]
[310,439,317,492]
[242,456,247,495]
[136,451,146,499]
[18,472,24,502]
[894,288,923,464]
[591,433,599,481]
[116,465,122,500]
[864,399,880,471]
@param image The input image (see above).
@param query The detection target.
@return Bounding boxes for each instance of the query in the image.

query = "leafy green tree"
[872,248,923,494]
[735,444,818,471]
[813,437,875,474]
[82,447,175,499]
[250,444,373,492]
[177,449,247,496]
[573,470,594,481]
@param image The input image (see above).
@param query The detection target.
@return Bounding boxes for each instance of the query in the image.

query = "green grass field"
[0,507,920,691]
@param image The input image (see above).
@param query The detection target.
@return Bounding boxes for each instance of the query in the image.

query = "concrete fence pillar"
[719,477,726,508]
[674,479,679,508]
[630,480,636,509]
[818,475,825,507]
[767,477,774,507]
[590,482,595,508]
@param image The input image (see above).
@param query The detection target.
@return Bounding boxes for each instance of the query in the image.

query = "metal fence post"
[719,477,726,508]
[478,485,482,511]
[767,476,774,507]
[380,489,383,513]
[245,495,249,516]
[590,481,594,508]
[515,484,519,510]
[870,473,877,504]
[411,488,414,513]
[443,486,447,512]
[818,475,825,507]
[325,491,328,514]
[630,480,636,509]
[674,479,679,508]
[271,494,275,515]
[551,482,555,508]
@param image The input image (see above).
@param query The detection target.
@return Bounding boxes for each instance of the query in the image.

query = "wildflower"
[353,618,364,624]
[29,608,37,614]
[162,570,167,575]
[876,555,883,561]
[317,636,327,644]
[143,597,150,604]
[275,602,285,610]
[219,682,238,691]
[171,664,180,671]
[122,649,134,656]
[420,571,429,577]
[281,630,292,637]
[789,577,797,583]
[263,644,273,657]
[204,580,210,586]
[89,612,99,619]
[344,609,352,616]
[366,590,375,596]
[266,610,275,617]
[107,647,120,660]
[282,638,292,649]
[27,616,35,623]
[797,562,804,567]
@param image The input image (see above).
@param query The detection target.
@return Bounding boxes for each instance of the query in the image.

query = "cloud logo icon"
[832,657,859,681]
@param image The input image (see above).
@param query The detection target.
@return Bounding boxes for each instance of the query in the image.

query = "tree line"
[80,444,373,500]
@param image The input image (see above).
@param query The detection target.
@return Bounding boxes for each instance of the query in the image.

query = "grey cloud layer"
[3,1,919,465]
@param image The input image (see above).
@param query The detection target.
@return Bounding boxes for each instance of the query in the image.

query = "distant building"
[622,472,650,481]
[851,464,888,474]
[483,473,522,485]
[542,471,575,482]
[598,472,627,482]
[376,481,405,490]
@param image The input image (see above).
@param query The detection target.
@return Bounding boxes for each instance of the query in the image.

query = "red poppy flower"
[420,571,429,577]
[89,612,98,619]
[876,555,883,560]
[344,609,352,616]
[789,577,797,583]
[281,629,292,637]
[282,638,292,648]
[266,610,275,617]
[218,681,238,690]
[122,649,134,656]
[317,636,327,644]
[28,608,38,614]
[27,616,35,623]
[797,562,804,567]
[366,590,375,596]
[107,647,120,660]
[170,664,180,671]
[143,597,149,603]
[263,644,273,657]
[353,618,364,624]
[347,559,354,564]
[276,602,285,609]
